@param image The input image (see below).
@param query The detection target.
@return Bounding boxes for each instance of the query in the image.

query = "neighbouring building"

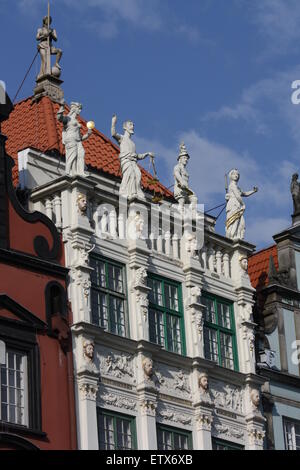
[2,15,267,451]
[249,179,300,450]
[0,88,77,450]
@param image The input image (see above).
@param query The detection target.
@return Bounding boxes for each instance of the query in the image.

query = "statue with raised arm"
[111,115,154,200]
[57,101,92,177]
[225,169,258,240]
[36,15,62,79]
[291,173,300,215]
[174,142,197,209]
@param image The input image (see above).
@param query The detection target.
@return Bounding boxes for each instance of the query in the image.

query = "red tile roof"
[248,245,278,290]
[2,96,174,199]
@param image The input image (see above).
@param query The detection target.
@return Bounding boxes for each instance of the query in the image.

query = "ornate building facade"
[2,14,267,451]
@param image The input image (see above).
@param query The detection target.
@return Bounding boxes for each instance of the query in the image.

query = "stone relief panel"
[98,347,135,385]
[154,364,191,399]
[210,381,244,414]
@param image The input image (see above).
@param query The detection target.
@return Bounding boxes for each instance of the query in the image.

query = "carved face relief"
[199,373,209,391]
[142,358,154,378]
[250,389,260,408]
[240,257,248,272]
[77,194,88,214]
[83,340,94,362]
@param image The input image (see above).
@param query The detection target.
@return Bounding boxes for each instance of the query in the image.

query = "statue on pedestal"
[225,169,258,240]
[291,173,300,215]
[36,15,62,79]
[111,115,154,200]
[57,102,92,177]
[174,142,197,209]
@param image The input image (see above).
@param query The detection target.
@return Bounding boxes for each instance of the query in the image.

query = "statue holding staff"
[111,115,155,200]
[57,101,92,177]
[36,12,62,79]
[225,169,258,240]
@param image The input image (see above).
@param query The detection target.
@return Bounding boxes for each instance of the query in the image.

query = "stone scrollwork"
[79,383,99,401]
[135,267,148,288]
[140,399,157,416]
[213,423,244,440]
[196,413,213,431]
[248,428,265,446]
[102,393,136,411]
[159,409,192,426]
[136,292,149,322]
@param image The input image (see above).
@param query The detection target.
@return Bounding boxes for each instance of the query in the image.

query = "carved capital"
[140,399,157,416]
[79,382,99,401]
[196,413,213,431]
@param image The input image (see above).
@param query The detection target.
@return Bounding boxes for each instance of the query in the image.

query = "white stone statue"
[225,169,258,240]
[174,142,197,209]
[57,101,92,177]
[111,115,154,200]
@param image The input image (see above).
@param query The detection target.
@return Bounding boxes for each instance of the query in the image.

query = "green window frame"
[157,424,193,450]
[97,409,137,450]
[212,438,244,450]
[148,273,185,355]
[90,255,128,337]
[202,293,238,371]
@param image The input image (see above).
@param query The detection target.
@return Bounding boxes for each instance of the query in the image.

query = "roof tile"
[248,245,278,290]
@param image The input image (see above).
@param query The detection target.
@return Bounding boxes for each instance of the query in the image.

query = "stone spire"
[33,4,64,103]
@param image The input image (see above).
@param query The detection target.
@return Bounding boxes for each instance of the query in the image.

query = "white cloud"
[17,0,201,42]
[250,0,300,57]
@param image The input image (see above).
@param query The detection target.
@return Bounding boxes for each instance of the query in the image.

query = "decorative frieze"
[158,408,192,426]
[212,423,244,441]
[101,392,137,411]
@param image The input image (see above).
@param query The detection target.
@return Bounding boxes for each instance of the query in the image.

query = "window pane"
[158,429,173,450]
[158,428,191,451]
[98,413,135,450]
[149,310,165,346]
[108,265,124,293]
[202,297,216,324]
[165,284,179,311]
[91,259,106,287]
[217,303,231,329]
[220,332,234,370]
[285,420,300,450]
[0,350,27,426]
[166,314,182,354]
[204,327,219,363]
[148,279,163,306]
[91,291,108,328]
[109,297,126,336]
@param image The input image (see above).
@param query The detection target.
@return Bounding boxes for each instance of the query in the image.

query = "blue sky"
[1,0,300,249]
